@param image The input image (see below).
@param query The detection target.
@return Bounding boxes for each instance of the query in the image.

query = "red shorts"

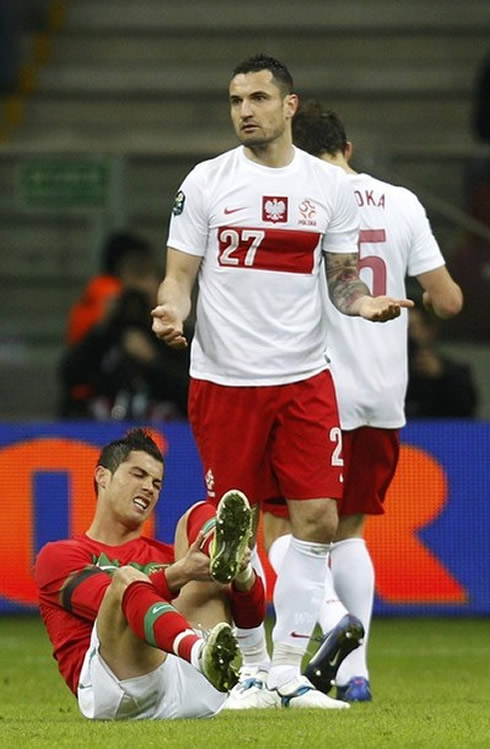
[263,426,400,518]
[339,426,400,516]
[188,370,343,507]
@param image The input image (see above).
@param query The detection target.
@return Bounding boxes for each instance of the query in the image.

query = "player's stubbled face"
[229,69,290,147]
[107,451,163,528]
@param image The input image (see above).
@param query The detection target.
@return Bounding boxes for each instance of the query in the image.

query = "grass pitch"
[1,616,489,748]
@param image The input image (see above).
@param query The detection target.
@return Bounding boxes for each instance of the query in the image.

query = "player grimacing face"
[229,69,298,149]
[96,450,163,530]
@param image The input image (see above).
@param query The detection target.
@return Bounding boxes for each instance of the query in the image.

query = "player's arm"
[151,248,201,349]
[416,265,463,319]
[35,542,113,621]
[59,565,113,619]
[325,251,414,321]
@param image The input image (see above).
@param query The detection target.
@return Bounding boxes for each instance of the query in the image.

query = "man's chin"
[239,135,269,149]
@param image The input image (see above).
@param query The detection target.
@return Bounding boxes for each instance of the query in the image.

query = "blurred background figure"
[406,306,479,418]
[473,51,490,143]
[448,51,490,341]
[66,230,154,345]
[0,0,20,93]
[59,231,190,421]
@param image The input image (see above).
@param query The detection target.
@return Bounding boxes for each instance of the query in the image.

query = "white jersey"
[168,146,360,386]
[324,172,445,429]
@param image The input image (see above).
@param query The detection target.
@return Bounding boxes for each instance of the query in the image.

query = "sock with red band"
[121,580,201,664]
[186,500,217,555]
[229,574,266,629]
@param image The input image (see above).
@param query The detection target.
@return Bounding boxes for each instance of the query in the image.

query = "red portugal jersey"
[34,534,174,694]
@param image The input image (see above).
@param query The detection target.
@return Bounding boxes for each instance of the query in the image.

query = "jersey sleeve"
[167,165,209,257]
[35,541,112,622]
[322,170,360,254]
[403,190,445,276]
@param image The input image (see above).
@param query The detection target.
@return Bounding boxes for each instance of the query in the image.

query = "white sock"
[251,544,267,588]
[191,638,204,671]
[268,536,330,689]
[235,624,270,672]
[317,561,349,634]
[233,545,271,672]
[330,537,374,684]
[268,533,291,574]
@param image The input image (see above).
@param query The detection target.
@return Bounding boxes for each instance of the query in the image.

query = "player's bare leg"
[173,506,233,630]
[95,559,240,693]
[96,566,168,679]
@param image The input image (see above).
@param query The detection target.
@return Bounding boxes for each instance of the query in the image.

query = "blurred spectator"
[474,52,490,142]
[0,2,51,93]
[446,53,490,340]
[0,1,21,92]
[59,236,190,421]
[67,230,154,345]
[406,307,478,418]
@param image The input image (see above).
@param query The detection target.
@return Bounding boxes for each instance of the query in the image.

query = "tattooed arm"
[326,252,414,322]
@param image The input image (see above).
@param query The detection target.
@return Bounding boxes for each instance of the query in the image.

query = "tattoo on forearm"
[326,252,371,314]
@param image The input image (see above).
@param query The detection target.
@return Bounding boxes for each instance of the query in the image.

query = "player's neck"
[319,152,357,175]
[243,139,295,168]
[85,515,142,546]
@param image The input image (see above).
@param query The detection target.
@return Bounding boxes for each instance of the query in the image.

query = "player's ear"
[94,465,109,492]
[285,93,299,119]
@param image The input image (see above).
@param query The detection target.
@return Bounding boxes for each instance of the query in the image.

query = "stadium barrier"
[1,420,488,616]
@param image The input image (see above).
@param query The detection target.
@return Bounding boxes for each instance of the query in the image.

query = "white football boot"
[223,667,281,709]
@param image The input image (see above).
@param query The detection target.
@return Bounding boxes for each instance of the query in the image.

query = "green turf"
[1,616,489,748]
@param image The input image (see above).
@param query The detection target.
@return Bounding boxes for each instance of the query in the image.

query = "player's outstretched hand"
[173,532,214,588]
[358,295,414,322]
[151,304,188,348]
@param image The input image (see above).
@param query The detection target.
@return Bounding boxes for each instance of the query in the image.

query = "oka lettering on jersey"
[354,189,386,208]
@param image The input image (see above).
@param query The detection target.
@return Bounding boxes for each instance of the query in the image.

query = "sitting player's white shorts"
[77,623,227,720]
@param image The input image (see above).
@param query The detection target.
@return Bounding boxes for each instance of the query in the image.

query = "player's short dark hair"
[231,54,294,95]
[293,101,348,157]
[97,428,164,476]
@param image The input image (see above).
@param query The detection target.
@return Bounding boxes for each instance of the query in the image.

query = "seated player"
[34,428,264,721]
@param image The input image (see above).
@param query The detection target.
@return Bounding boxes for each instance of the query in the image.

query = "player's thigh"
[97,567,166,680]
[340,426,400,516]
[188,378,274,504]
[271,370,343,501]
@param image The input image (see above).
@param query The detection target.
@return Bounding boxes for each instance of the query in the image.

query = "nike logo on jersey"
[224,206,247,214]
[289,631,310,639]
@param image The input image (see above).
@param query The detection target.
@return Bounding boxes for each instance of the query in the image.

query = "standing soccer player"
[152,55,412,709]
[261,102,463,703]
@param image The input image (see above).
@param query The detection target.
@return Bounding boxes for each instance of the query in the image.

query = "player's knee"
[289,499,338,543]
[111,565,150,595]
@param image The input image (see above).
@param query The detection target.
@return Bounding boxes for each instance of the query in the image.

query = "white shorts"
[77,623,227,720]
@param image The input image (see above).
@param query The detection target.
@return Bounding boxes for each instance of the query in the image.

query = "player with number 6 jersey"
[260,103,463,707]
[324,172,445,430]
